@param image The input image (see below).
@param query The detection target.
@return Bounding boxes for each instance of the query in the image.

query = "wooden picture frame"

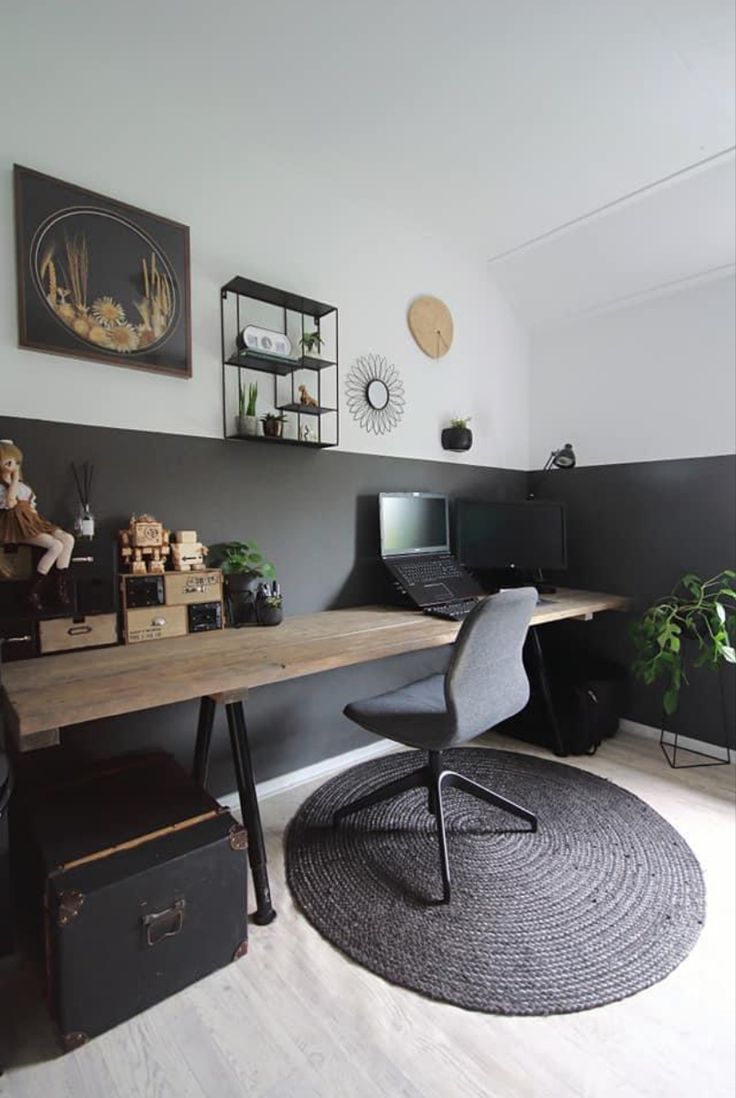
[14,165,192,379]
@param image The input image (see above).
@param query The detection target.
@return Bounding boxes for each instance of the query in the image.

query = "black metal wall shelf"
[220,277,339,449]
[222,276,335,320]
[225,434,334,450]
[225,350,337,375]
[277,403,336,417]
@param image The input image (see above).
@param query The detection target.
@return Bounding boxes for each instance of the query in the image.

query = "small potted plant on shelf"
[299,330,325,360]
[261,412,287,439]
[238,379,259,437]
[215,541,276,626]
[631,570,735,716]
[441,417,473,452]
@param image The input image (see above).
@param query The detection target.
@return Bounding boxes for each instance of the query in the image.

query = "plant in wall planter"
[441,417,473,452]
[631,570,735,763]
[261,412,287,439]
[215,540,276,626]
[238,379,259,436]
[299,330,325,360]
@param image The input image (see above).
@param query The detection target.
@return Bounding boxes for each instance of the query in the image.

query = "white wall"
[529,274,736,468]
[0,7,530,471]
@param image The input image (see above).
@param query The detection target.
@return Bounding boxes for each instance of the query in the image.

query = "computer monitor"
[455,499,567,571]
[379,492,450,557]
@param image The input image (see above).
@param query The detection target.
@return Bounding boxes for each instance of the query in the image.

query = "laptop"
[379,492,484,619]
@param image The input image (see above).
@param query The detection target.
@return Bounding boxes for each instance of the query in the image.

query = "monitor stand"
[533,568,557,595]
[475,568,557,596]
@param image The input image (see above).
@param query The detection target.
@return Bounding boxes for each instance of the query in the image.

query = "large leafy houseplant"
[631,571,736,715]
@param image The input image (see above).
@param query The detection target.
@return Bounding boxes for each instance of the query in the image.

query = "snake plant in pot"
[631,570,736,717]
[237,379,258,437]
[215,541,276,626]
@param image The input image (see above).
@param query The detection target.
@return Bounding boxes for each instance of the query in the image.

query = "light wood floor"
[1,728,734,1098]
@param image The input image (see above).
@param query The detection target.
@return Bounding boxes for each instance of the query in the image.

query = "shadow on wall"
[328,494,395,610]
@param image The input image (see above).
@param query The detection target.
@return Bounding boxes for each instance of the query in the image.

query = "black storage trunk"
[14,753,248,1049]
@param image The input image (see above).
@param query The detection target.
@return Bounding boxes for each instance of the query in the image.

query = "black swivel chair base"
[333,750,537,904]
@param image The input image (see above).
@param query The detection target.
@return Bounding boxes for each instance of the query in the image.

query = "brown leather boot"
[28,573,49,612]
[55,569,72,608]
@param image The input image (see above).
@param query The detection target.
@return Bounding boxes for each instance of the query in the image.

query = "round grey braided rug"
[285,748,705,1015]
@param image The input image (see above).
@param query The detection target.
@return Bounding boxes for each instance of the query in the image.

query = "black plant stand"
[659,672,732,769]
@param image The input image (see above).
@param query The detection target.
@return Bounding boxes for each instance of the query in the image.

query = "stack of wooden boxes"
[120,569,224,644]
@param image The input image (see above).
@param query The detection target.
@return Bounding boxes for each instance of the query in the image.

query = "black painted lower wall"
[0,415,528,794]
[529,454,736,749]
[1,416,733,786]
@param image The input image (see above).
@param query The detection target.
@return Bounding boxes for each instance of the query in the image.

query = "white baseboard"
[619,718,734,764]
[219,739,403,814]
[218,718,733,815]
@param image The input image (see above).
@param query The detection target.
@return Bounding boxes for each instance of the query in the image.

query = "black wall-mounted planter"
[441,427,473,452]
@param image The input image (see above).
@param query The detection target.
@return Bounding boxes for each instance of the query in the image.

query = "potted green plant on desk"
[217,541,276,626]
[256,592,283,626]
[631,570,735,765]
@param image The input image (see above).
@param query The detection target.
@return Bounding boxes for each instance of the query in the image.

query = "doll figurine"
[0,439,75,611]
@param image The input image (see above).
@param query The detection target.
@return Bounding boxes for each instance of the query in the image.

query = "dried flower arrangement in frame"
[14,165,191,378]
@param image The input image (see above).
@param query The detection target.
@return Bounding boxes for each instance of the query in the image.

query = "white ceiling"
[7,0,735,324]
[489,150,736,328]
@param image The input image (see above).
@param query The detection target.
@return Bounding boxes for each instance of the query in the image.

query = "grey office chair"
[335,588,538,903]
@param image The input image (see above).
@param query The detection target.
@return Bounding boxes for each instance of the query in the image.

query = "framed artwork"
[14,165,192,378]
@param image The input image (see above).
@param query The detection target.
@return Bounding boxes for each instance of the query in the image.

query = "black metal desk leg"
[224,701,276,925]
[192,697,216,787]
[530,626,567,758]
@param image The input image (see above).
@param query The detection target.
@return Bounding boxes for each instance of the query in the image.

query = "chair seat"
[344,673,456,750]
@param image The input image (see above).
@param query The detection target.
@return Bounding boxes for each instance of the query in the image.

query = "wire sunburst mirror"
[345,354,406,435]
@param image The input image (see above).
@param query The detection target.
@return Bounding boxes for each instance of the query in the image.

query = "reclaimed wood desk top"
[1,588,629,752]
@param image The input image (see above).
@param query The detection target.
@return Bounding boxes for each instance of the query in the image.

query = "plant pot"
[441,426,473,452]
[262,419,284,439]
[238,415,259,437]
[257,603,283,626]
[224,573,260,626]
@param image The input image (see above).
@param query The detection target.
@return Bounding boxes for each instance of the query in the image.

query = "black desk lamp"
[542,443,576,471]
[529,447,577,593]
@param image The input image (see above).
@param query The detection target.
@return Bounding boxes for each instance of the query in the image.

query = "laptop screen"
[379,493,450,557]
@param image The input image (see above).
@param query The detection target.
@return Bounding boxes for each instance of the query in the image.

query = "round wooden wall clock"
[407,295,454,359]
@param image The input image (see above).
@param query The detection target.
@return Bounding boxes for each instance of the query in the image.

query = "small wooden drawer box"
[164,571,223,606]
[39,614,118,655]
[125,604,187,644]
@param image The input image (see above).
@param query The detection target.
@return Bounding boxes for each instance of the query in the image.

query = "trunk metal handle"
[142,898,186,946]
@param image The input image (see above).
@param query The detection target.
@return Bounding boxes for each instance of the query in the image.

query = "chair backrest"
[444,587,537,742]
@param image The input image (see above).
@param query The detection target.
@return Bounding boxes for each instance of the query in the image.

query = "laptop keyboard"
[422,599,480,621]
[395,558,465,586]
